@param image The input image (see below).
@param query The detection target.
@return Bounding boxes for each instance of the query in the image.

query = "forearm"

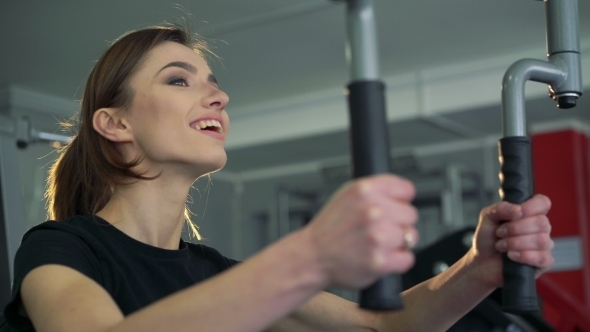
[267,291,379,332]
[377,250,495,332]
[109,228,326,332]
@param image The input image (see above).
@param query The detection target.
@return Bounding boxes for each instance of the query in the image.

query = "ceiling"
[1,0,589,174]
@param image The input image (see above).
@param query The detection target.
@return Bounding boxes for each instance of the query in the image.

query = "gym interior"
[1,1,589,331]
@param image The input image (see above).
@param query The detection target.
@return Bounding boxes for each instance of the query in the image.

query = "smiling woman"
[0,22,554,332]
[107,40,230,187]
[46,25,219,240]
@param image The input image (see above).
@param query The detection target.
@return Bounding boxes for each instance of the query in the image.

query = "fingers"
[496,215,551,238]
[491,195,554,274]
[370,222,419,251]
[353,185,419,247]
[355,174,416,203]
[495,231,555,274]
[495,233,554,253]
[361,197,419,275]
[366,227,417,263]
[519,194,551,218]
[504,250,555,274]
[492,195,553,255]
[343,175,417,230]
[364,199,419,249]
[365,228,417,271]
[483,194,552,225]
[317,174,418,285]
[383,250,416,274]
[480,201,523,224]
[381,197,419,228]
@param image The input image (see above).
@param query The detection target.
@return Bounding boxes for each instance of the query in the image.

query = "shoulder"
[17,215,110,260]
[24,214,104,236]
[15,215,106,279]
[22,214,114,249]
[4,216,108,329]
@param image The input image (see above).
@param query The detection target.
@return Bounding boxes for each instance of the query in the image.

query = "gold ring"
[404,229,416,249]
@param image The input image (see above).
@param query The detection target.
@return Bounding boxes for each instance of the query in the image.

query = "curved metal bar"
[499,0,582,314]
[501,59,564,137]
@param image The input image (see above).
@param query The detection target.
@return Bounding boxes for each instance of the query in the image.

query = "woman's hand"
[304,174,419,289]
[470,194,554,288]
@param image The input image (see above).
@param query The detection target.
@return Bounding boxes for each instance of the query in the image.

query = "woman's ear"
[92,108,133,142]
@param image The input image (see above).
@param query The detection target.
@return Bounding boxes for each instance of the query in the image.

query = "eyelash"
[168,76,188,87]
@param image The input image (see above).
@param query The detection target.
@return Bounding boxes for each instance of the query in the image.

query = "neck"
[97,172,197,250]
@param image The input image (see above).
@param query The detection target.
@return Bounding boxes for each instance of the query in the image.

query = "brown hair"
[45,23,211,239]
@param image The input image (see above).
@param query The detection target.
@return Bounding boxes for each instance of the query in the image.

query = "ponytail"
[46,134,103,220]
[45,128,145,221]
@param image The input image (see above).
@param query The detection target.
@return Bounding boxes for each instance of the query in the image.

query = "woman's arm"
[376,194,553,332]
[21,175,417,332]
[266,291,378,332]
[265,252,490,332]
[265,194,553,332]
[22,226,325,332]
[375,252,492,332]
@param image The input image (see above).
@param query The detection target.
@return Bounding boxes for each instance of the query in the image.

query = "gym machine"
[498,0,582,314]
[330,0,402,310]
[0,115,69,307]
[332,0,583,315]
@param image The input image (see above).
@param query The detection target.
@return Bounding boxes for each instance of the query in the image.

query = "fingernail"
[496,240,507,251]
[508,251,520,259]
[512,206,523,218]
[496,226,508,237]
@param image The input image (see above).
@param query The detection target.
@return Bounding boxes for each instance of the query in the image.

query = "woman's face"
[124,41,230,178]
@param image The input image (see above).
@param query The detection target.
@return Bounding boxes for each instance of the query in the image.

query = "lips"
[191,119,223,133]
[189,116,225,140]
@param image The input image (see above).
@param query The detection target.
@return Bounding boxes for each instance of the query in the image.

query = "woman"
[2,24,553,331]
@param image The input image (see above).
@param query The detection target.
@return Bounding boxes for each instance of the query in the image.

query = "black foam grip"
[347,80,403,311]
[498,137,539,314]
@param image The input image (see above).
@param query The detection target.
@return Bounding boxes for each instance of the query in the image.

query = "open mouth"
[191,119,223,134]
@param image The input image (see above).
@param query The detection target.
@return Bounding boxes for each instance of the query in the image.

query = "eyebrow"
[156,61,219,86]
[157,61,197,76]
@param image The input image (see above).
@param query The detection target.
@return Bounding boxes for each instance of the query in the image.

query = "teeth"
[193,119,222,132]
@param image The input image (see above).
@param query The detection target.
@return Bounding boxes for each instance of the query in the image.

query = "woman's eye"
[168,77,188,87]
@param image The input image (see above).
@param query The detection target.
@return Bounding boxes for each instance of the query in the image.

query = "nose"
[203,86,229,111]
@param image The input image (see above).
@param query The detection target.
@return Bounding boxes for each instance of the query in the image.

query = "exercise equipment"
[330,0,402,310]
[403,227,554,332]
[332,0,583,314]
[0,115,69,308]
[499,0,582,314]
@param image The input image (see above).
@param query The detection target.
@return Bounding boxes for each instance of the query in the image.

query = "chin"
[195,154,227,176]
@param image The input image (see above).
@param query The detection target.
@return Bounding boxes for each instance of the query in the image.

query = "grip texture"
[498,136,539,314]
[348,81,403,311]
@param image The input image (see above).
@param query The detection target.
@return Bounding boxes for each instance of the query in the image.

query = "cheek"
[128,99,165,140]
[138,94,163,117]
[131,95,171,126]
